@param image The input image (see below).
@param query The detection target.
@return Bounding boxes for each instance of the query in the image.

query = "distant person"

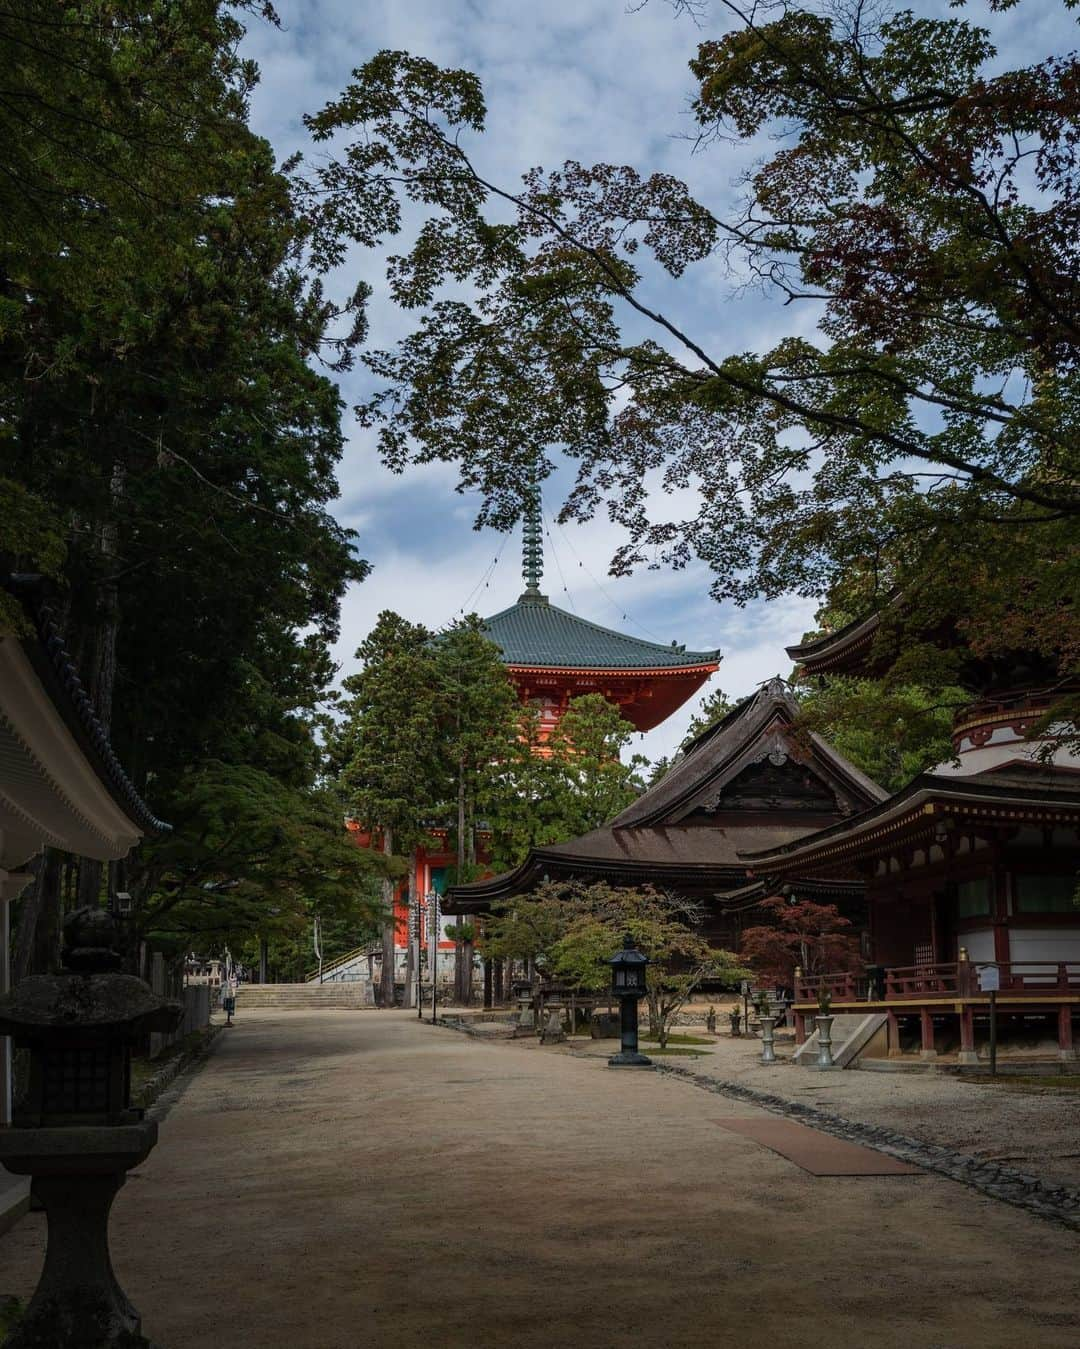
[223,979,237,1027]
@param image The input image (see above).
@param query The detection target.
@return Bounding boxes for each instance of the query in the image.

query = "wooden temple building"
[743,613,1080,1062]
[446,677,886,952]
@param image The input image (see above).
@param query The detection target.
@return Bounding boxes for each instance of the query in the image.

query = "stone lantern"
[0,907,182,1348]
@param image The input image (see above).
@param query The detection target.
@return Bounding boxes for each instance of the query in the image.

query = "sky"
[237,0,1073,767]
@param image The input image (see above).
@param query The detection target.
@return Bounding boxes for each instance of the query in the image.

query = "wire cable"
[455,533,509,617]
[550,513,668,643]
[543,507,577,612]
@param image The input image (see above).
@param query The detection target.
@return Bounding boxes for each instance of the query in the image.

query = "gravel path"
[2,1010,1080,1349]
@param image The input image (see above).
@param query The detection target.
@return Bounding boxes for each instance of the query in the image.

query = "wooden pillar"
[958,1005,978,1065]
[483,957,493,1010]
[0,870,34,1125]
[992,856,1010,963]
[887,1009,902,1058]
[794,1011,806,1045]
[1058,1005,1077,1061]
[919,1008,937,1060]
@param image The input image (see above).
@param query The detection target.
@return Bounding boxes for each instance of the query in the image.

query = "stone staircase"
[794,1012,888,1069]
[234,982,374,1011]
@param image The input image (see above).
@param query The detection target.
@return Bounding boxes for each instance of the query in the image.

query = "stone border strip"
[140,1025,225,1118]
[651,1062,1080,1232]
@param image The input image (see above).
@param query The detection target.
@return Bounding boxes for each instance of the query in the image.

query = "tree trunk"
[454,762,466,1003]
[28,850,64,977]
[403,852,418,1008]
[379,826,396,1008]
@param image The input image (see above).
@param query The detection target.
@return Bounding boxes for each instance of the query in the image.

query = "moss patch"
[642,1033,714,1046]
[642,1047,710,1057]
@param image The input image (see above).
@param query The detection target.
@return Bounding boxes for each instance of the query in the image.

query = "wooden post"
[919,1008,936,1059]
[794,1011,806,1045]
[887,1009,902,1058]
[1058,1005,1076,1062]
[959,1005,978,1066]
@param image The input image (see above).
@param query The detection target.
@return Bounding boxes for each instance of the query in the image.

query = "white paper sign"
[978,965,1000,992]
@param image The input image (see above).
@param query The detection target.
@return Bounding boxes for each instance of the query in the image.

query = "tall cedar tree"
[2,3,375,969]
[333,613,445,1007]
[294,8,1080,745]
[333,613,519,1006]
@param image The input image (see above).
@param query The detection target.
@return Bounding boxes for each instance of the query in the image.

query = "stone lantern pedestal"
[0,908,181,1348]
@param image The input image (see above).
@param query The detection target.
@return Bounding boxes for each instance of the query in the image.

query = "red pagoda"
[342,499,721,1001]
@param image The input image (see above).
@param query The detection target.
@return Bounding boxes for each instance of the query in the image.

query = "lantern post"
[607,934,652,1068]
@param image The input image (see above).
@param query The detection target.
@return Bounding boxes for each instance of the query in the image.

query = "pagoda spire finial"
[521,473,544,599]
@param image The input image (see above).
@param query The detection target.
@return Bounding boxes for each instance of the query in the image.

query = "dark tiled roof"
[7,576,170,836]
[613,677,887,828]
[534,821,814,870]
[481,593,720,671]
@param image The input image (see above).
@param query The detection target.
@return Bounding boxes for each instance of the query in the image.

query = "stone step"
[235,983,373,1010]
[794,1013,888,1069]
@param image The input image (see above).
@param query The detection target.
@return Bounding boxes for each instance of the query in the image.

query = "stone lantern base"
[0,1121,159,1348]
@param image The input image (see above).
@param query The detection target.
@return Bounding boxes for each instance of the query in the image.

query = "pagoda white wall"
[934,723,1076,777]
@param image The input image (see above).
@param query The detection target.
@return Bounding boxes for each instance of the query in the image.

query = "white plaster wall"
[962,929,995,962]
[1009,928,1080,965]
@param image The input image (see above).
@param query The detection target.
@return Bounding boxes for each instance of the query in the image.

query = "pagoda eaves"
[481,590,720,732]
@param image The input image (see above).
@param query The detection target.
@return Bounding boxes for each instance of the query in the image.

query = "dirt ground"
[3,1009,1080,1349]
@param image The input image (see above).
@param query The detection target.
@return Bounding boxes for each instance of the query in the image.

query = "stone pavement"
[2,1010,1080,1348]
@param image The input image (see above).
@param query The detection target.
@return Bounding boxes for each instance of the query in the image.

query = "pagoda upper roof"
[481,591,720,672]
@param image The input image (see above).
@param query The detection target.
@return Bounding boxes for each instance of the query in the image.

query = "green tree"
[296,16,1080,736]
[3,2,372,974]
[333,612,444,1006]
[796,675,961,793]
[133,763,390,964]
[481,694,647,873]
[481,880,747,1047]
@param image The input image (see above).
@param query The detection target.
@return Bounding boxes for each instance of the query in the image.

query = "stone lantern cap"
[0,907,182,1043]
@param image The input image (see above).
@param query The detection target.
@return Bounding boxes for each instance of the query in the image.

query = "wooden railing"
[885,962,960,998]
[794,971,865,1002]
[991,962,1080,995]
[796,961,1080,1003]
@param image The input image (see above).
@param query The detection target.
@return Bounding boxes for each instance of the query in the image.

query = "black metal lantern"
[607,934,652,1068]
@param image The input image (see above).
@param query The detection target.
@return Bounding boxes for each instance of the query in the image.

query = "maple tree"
[739,896,861,987]
[293,3,1078,736]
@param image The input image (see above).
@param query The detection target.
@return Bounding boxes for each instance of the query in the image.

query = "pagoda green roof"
[481,593,720,671]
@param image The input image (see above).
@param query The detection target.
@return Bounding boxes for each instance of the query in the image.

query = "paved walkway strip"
[713,1117,923,1176]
